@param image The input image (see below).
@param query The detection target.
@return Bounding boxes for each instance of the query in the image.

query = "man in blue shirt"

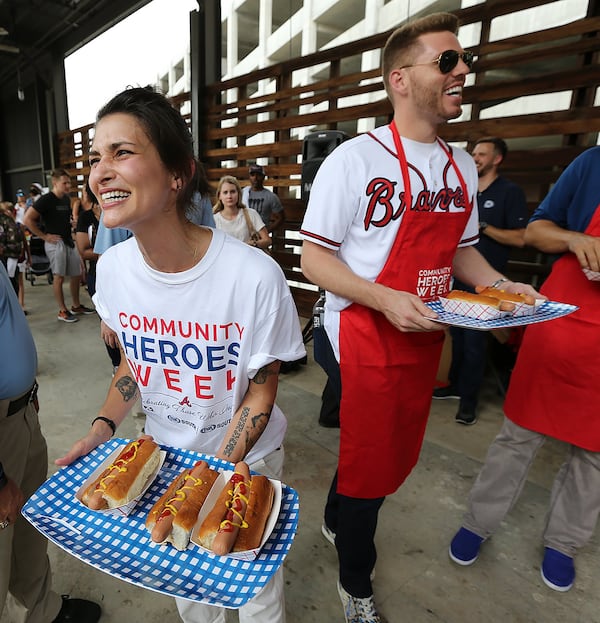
[433,137,529,424]
[0,262,101,622]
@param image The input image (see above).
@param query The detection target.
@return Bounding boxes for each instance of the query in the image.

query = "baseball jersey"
[300,124,480,359]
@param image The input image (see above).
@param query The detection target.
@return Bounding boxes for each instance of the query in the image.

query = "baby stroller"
[26,236,53,285]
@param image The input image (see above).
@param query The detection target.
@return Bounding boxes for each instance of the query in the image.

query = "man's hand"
[0,478,25,526]
[568,233,600,273]
[503,281,545,301]
[377,286,442,332]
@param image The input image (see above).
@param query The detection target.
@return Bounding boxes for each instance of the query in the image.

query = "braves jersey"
[300,124,480,359]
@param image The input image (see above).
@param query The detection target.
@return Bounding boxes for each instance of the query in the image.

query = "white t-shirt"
[300,124,480,360]
[93,228,305,463]
[213,208,265,242]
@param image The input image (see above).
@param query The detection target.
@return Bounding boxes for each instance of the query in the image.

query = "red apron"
[505,205,600,450]
[337,126,473,498]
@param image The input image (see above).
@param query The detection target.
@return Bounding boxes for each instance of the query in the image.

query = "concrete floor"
[3,278,599,623]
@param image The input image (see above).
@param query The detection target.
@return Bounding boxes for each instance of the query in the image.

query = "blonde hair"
[381,12,459,99]
[213,175,246,213]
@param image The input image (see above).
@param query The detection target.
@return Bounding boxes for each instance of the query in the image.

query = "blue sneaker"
[541,547,575,592]
[449,527,484,566]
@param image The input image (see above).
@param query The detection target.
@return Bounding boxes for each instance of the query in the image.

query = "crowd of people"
[1,10,599,623]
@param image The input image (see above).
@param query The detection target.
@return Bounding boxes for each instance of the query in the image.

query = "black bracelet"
[0,463,7,490]
[92,416,116,437]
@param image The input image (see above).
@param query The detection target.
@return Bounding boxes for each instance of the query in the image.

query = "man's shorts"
[44,240,82,277]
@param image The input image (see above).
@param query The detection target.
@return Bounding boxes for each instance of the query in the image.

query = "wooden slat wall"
[58,0,600,316]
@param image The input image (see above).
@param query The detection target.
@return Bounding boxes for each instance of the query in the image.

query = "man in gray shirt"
[241,164,285,233]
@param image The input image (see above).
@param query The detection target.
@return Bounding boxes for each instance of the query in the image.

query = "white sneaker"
[337,581,385,623]
[321,522,336,546]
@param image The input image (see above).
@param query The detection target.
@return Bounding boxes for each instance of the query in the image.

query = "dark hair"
[51,168,69,181]
[382,12,459,97]
[84,180,98,206]
[474,136,507,162]
[96,86,203,214]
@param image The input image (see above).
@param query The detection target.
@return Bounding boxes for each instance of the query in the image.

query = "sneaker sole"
[455,417,478,426]
[321,523,336,546]
[432,395,460,400]
[448,546,478,566]
[72,310,96,315]
[58,316,78,323]
[540,569,573,592]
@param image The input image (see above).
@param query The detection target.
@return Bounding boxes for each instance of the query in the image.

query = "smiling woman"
[56,86,306,623]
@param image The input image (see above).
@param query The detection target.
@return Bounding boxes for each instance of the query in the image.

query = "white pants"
[175,446,286,623]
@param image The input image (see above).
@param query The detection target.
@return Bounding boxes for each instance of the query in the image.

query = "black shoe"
[455,408,477,425]
[433,385,460,399]
[52,595,101,623]
[318,414,340,428]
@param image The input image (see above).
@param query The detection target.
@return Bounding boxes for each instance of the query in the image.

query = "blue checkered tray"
[22,439,300,608]
[426,299,578,330]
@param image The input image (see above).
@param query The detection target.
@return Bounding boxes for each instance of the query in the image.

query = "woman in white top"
[213,175,271,251]
[55,86,305,623]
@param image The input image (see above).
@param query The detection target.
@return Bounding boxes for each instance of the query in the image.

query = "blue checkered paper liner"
[22,440,299,608]
[426,299,578,330]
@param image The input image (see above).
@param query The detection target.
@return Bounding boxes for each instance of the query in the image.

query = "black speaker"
[301,130,349,202]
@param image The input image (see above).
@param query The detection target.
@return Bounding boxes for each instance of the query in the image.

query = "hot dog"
[446,289,516,312]
[81,435,160,510]
[475,285,536,306]
[211,462,251,555]
[232,474,274,553]
[146,460,219,550]
[197,463,274,555]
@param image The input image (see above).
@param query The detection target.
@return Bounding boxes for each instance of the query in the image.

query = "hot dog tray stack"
[22,439,299,608]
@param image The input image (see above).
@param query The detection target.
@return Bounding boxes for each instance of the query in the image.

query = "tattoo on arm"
[253,364,276,385]
[222,406,250,458]
[244,411,271,452]
[115,376,139,402]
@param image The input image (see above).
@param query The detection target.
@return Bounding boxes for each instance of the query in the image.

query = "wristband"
[490,278,510,289]
[0,463,7,490]
[92,416,116,437]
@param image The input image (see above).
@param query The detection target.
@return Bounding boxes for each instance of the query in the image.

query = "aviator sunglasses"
[400,49,474,74]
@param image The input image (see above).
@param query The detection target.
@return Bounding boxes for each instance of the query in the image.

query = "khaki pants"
[463,416,600,557]
[0,400,62,623]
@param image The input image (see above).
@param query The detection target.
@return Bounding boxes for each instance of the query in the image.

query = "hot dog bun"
[475,285,536,306]
[81,435,160,510]
[146,461,219,550]
[211,462,252,556]
[197,467,275,555]
[446,290,515,312]
[232,475,274,553]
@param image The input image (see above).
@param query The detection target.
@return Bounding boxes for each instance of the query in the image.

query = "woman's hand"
[101,320,119,348]
[55,427,110,467]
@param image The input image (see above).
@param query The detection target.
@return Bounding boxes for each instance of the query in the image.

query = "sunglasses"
[400,49,474,74]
